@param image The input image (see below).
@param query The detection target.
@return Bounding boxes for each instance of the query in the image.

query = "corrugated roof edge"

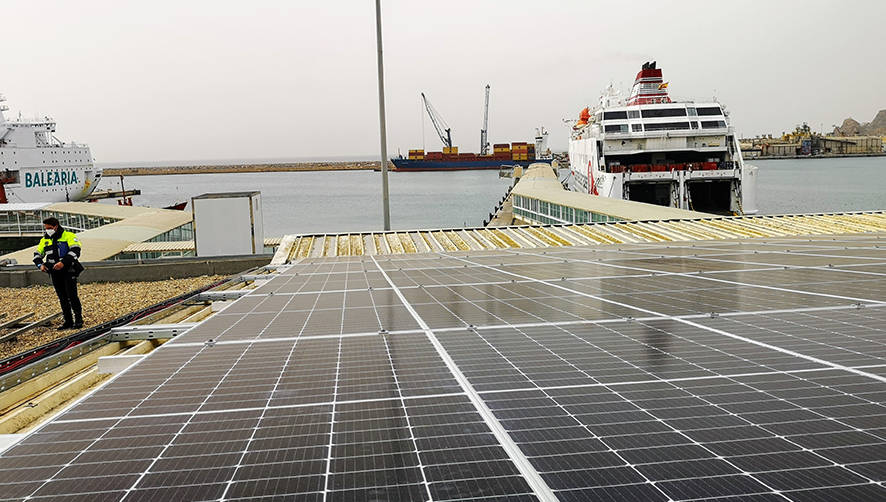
[272,210,886,261]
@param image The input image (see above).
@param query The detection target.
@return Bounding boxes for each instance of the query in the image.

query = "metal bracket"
[107,323,198,341]
[0,335,111,393]
[261,264,290,271]
[195,289,252,301]
[239,274,275,282]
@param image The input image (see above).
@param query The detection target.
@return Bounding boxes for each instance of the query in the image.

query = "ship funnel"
[627,61,670,106]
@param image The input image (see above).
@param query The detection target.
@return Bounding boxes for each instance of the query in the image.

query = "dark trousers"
[50,270,82,323]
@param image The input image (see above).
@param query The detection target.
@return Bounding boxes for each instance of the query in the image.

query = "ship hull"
[390,159,544,172]
[568,136,758,215]
[1,163,101,204]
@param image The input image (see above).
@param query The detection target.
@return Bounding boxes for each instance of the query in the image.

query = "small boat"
[164,201,187,211]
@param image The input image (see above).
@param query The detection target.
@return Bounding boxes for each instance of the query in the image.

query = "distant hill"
[833,110,886,136]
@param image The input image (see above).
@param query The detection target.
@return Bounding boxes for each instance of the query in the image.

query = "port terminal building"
[0,202,280,263]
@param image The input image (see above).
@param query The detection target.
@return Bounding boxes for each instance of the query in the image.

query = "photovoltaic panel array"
[1,232,885,501]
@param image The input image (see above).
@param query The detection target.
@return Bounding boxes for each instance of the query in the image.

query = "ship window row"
[641,108,687,118]
[604,122,692,132]
[602,106,722,122]
[643,122,691,131]
[603,120,726,133]
[147,222,194,242]
[512,194,622,225]
[604,124,629,133]
[696,106,722,116]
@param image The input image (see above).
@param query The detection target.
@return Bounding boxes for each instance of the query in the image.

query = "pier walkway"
[505,164,710,226]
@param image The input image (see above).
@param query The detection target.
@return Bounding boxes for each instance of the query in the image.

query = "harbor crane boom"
[421,92,452,148]
[480,84,490,155]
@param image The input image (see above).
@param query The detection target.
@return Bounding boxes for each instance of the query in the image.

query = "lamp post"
[374,0,391,230]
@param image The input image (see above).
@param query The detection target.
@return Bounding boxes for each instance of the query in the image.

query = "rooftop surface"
[272,211,886,261]
[1,202,192,262]
[1,229,884,500]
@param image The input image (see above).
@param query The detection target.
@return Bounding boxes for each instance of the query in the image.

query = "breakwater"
[103,161,382,176]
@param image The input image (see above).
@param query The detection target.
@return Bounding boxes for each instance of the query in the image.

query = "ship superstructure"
[568,62,757,214]
[0,94,100,203]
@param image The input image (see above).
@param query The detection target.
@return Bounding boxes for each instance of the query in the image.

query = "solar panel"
[1,233,884,501]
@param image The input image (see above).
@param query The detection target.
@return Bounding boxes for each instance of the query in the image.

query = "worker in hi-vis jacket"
[33,217,85,330]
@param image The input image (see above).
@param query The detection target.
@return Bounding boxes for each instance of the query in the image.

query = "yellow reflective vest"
[33,229,82,269]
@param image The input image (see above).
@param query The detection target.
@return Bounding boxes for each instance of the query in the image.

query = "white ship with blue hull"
[568,62,757,215]
[0,94,100,203]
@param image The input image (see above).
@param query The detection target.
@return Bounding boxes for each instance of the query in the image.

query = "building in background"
[741,123,883,158]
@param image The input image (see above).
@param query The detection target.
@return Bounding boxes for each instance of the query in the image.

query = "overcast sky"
[4,0,884,163]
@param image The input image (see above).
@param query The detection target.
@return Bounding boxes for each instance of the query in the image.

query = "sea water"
[96,156,886,235]
[96,168,513,235]
[754,157,886,214]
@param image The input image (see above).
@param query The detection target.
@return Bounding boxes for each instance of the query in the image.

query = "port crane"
[421,92,452,148]
[480,84,490,155]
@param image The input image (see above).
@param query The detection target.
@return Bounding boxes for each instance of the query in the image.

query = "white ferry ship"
[0,94,100,203]
[568,62,757,215]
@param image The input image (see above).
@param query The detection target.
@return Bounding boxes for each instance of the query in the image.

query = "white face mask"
[45,228,56,237]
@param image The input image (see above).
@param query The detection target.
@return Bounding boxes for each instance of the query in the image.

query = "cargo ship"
[392,135,550,171]
[391,87,552,171]
[568,61,757,215]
